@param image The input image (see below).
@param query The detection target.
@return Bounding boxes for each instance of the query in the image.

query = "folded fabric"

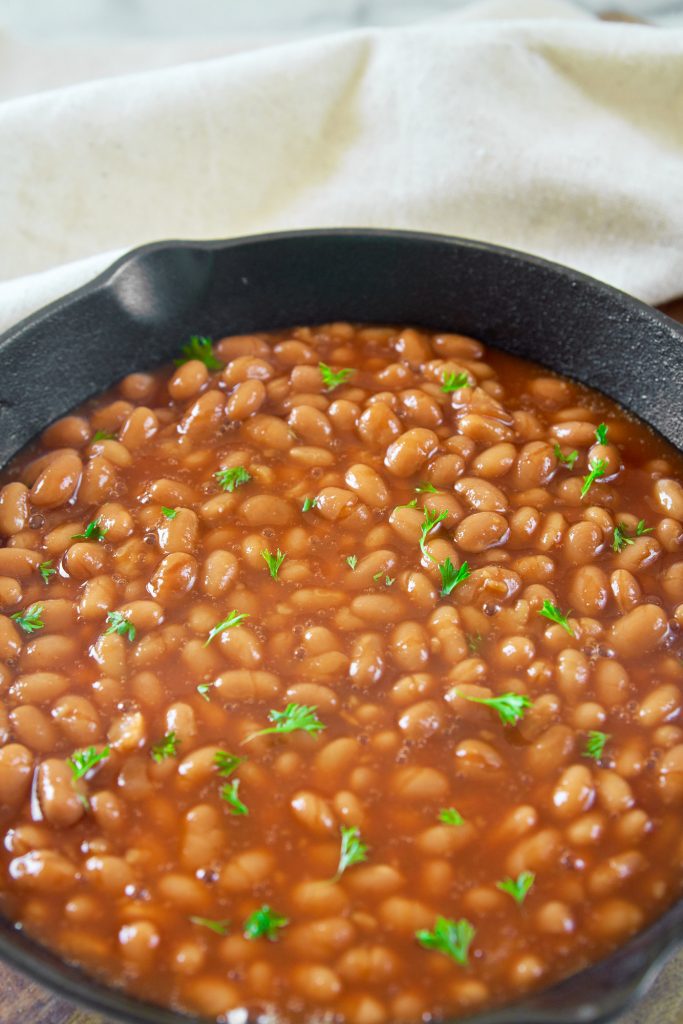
[1,0,683,335]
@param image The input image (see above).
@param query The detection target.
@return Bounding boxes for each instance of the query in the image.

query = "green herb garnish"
[92,430,117,442]
[214,751,244,777]
[346,555,358,570]
[301,496,319,512]
[38,560,56,584]
[197,682,214,701]
[416,917,475,966]
[438,558,470,596]
[243,905,289,942]
[105,611,136,642]
[175,335,222,370]
[595,423,608,445]
[331,825,369,882]
[220,778,248,816]
[261,548,286,580]
[244,703,326,744]
[581,458,607,498]
[496,871,535,905]
[466,633,482,654]
[394,497,419,511]
[441,371,470,393]
[613,519,652,552]
[204,610,250,647]
[457,690,532,726]
[582,730,610,761]
[69,745,110,780]
[439,807,465,827]
[415,482,438,494]
[151,732,179,763]
[419,508,448,563]
[71,518,108,542]
[10,603,44,634]
[161,506,178,520]
[538,600,574,637]
[189,916,230,936]
[553,444,579,469]
[215,466,251,493]
[319,362,354,391]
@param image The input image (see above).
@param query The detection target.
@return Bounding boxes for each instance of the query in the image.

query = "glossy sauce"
[0,323,681,1023]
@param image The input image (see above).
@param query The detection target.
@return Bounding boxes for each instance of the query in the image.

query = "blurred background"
[2,0,683,100]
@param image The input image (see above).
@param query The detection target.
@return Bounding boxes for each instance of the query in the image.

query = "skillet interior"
[0,228,681,1024]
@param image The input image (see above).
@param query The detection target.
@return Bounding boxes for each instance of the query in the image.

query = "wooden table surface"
[2,296,682,1023]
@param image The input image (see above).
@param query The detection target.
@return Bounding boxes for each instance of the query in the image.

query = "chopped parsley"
[438,807,465,827]
[554,444,579,469]
[220,778,248,816]
[215,466,251,493]
[243,905,289,941]
[175,335,223,370]
[332,825,369,882]
[581,458,607,498]
[538,600,574,637]
[419,508,448,563]
[104,611,136,642]
[301,496,319,512]
[582,730,610,761]
[261,548,286,580]
[161,506,178,520]
[189,916,230,936]
[204,610,249,647]
[441,371,470,393]
[416,917,475,966]
[613,519,652,552]
[346,555,358,570]
[151,732,179,763]
[415,482,438,494]
[457,690,533,726]
[214,751,244,778]
[92,430,117,442]
[438,558,470,597]
[244,703,326,744]
[71,518,108,542]
[196,682,215,702]
[319,362,354,391]
[10,603,44,634]
[466,633,483,655]
[69,745,110,780]
[496,870,535,905]
[595,422,608,445]
[38,560,56,584]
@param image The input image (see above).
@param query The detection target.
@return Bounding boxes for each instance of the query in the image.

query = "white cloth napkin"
[1,0,683,335]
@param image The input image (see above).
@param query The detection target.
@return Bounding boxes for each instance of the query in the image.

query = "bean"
[551,765,595,819]
[384,428,438,477]
[586,899,643,940]
[0,482,29,536]
[146,553,197,601]
[9,849,77,891]
[291,790,337,835]
[391,766,448,801]
[181,977,240,1017]
[609,604,668,658]
[454,512,509,552]
[30,451,82,508]
[454,477,507,513]
[0,743,34,811]
[379,897,434,935]
[290,880,348,917]
[226,379,267,421]
[10,706,59,752]
[639,684,682,727]
[37,759,85,827]
[505,829,563,876]
[213,670,280,701]
[397,700,444,740]
[0,547,41,577]
[654,478,683,519]
[658,744,683,803]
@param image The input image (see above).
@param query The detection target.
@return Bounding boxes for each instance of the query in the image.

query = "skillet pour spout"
[0,229,681,1024]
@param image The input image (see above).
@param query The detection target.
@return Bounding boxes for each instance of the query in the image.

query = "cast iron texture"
[0,230,681,1024]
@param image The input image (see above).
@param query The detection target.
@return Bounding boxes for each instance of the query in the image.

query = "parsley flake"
[244,703,326,744]
[10,603,44,634]
[214,751,244,778]
[197,682,215,702]
[261,548,286,580]
[466,633,482,655]
[319,362,354,391]
[92,430,117,442]
[71,518,108,542]
[346,555,358,570]
[69,745,110,781]
[595,423,608,445]
[220,778,248,816]
[441,371,470,393]
[582,730,610,761]
[161,506,178,520]
[175,335,223,370]
[151,732,179,763]
[419,508,448,563]
[331,825,369,882]
[301,496,319,512]
[105,611,136,642]
[613,519,652,552]
[415,482,438,494]
[204,610,249,647]
[189,916,230,936]
[438,558,470,597]
[215,466,251,493]
[538,600,575,637]
[439,807,465,827]
[243,905,289,942]
[496,871,535,905]
[38,560,56,584]
[581,458,607,498]
[554,444,579,470]
[457,690,533,726]
[416,917,475,966]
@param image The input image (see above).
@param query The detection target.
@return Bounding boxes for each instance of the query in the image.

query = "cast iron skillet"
[0,229,681,1024]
